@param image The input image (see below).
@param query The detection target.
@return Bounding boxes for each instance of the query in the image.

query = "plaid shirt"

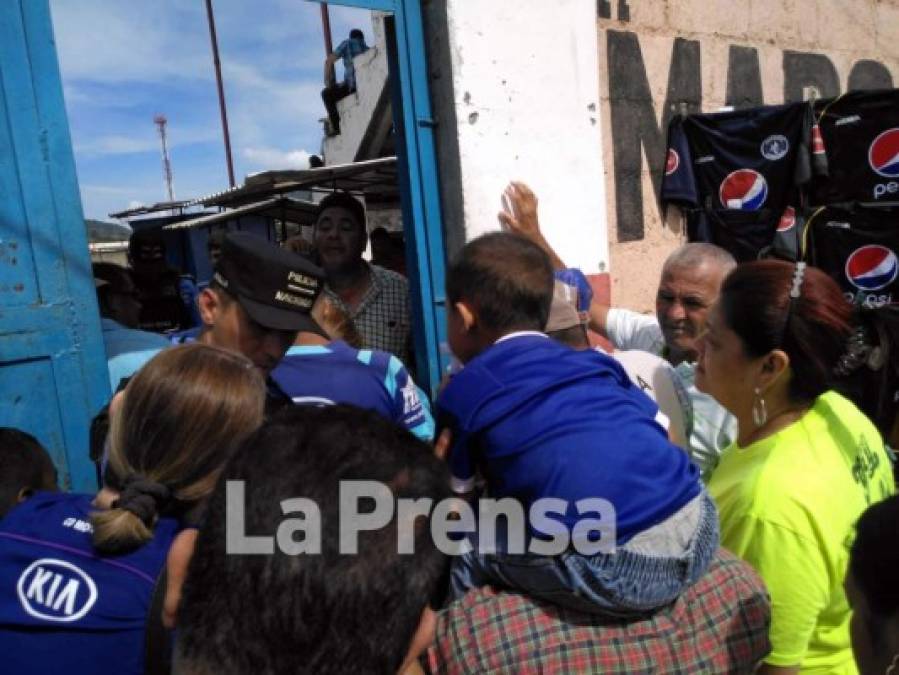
[426,550,771,674]
[325,264,411,365]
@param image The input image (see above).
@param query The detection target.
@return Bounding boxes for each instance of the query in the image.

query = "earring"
[752,387,768,428]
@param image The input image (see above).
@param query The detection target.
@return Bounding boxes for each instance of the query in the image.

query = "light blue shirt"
[101,318,170,391]
[334,37,369,90]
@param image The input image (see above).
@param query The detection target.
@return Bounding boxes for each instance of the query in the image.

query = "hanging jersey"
[661,102,814,261]
[0,492,179,675]
[661,115,699,206]
[806,205,899,309]
[271,341,435,441]
[810,89,899,205]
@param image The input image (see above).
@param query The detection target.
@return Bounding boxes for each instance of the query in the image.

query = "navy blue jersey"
[810,90,899,205]
[806,205,899,309]
[0,492,179,675]
[436,334,701,545]
[662,102,813,261]
[271,341,435,441]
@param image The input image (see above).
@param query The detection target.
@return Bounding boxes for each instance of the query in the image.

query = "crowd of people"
[0,183,898,674]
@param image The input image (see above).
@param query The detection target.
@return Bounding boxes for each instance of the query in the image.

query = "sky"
[49,0,372,221]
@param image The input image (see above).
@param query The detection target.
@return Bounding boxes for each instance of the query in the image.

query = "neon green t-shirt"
[708,391,894,674]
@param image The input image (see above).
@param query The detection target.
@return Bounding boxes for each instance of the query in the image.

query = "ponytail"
[91,474,172,554]
[90,344,264,555]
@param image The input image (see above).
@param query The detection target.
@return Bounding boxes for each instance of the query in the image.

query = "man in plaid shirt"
[426,550,771,674]
[314,192,412,366]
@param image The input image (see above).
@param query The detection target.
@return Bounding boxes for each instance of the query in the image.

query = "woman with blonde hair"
[0,343,265,675]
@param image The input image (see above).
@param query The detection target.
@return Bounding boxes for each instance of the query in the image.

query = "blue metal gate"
[310,0,448,397]
[0,1,110,492]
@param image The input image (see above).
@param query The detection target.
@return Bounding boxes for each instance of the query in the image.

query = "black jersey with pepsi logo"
[806,205,899,308]
[661,102,813,261]
[810,90,899,205]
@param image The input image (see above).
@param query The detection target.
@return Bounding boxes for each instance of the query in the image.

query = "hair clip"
[833,324,871,377]
[790,262,807,299]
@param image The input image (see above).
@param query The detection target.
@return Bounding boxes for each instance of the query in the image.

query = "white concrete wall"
[435,0,608,274]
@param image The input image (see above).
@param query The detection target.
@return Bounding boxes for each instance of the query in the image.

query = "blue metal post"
[306,0,450,397]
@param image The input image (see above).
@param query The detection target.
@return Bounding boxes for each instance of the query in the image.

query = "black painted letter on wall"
[607,31,700,241]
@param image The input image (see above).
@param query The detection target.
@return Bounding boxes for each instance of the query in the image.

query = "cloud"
[75,135,159,157]
[242,147,311,170]
[74,126,221,158]
[50,0,212,84]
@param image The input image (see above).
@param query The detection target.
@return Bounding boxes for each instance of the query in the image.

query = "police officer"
[196,232,326,415]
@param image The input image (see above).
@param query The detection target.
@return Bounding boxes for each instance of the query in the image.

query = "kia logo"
[17,558,98,622]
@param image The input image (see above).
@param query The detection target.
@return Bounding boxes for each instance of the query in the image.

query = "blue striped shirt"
[272,340,434,441]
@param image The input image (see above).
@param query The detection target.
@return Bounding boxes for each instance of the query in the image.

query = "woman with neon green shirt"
[696,260,895,675]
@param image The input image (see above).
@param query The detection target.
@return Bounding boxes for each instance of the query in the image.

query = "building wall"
[599,0,899,310]
[424,0,609,285]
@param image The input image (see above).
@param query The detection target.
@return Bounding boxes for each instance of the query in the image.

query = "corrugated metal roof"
[163,196,318,230]
[108,200,194,219]
[195,156,398,208]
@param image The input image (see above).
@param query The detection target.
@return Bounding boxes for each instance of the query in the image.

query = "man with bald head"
[594,243,737,476]
[500,182,737,477]
[598,243,736,365]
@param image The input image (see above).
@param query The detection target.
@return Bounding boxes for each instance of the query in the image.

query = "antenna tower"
[153,114,175,202]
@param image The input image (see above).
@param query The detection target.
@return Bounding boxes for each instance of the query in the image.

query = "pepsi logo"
[761,135,789,161]
[719,169,768,210]
[868,129,899,178]
[17,558,98,623]
[777,206,796,232]
[665,149,680,176]
[846,245,899,292]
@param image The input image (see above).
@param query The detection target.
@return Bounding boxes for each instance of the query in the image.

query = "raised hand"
[498,181,541,241]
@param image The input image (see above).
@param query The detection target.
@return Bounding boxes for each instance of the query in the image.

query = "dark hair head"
[93,262,134,319]
[314,192,366,231]
[128,227,166,262]
[720,260,852,403]
[350,28,364,40]
[0,428,56,518]
[370,226,390,241]
[833,305,899,444]
[93,261,132,288]
[851,495,899,623]
[446,232,554,334]
[175,405,451,675]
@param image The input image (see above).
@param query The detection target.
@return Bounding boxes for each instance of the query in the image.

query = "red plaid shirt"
[427,550,770,674]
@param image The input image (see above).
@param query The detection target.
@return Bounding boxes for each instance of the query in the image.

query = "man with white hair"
[499,182,737,477]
